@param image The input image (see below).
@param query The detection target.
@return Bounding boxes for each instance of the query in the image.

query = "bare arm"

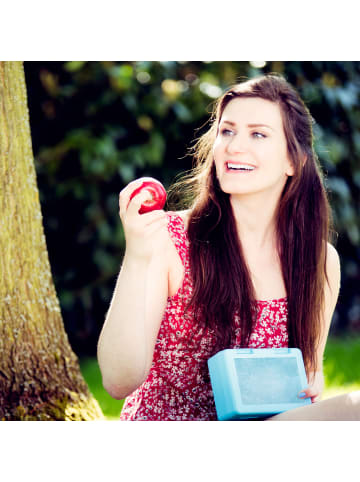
[303,242,341,401]
[97,181,171,399]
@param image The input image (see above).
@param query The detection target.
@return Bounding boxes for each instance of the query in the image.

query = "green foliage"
[24,61,360,355]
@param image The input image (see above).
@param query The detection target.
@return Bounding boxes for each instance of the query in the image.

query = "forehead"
[220,97,283,128]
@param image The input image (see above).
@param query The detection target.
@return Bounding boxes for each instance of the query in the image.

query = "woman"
[97,73,360,420]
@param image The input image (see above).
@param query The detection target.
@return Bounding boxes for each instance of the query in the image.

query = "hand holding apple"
[119,177,169,261]
[129,178,167,214]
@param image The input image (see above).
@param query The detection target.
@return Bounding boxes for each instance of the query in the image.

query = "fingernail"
[298,392,306,398]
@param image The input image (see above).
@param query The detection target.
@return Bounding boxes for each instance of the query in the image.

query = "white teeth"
[227,162,255,171]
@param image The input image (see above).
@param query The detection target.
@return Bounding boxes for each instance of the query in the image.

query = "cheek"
[213,141,226,170]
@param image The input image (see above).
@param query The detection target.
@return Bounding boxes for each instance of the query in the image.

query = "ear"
[285,157,295,177]
[285,153,307,177]
[286,166,294,177]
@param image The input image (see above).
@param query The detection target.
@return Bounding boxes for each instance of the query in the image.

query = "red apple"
[129,177,167,214]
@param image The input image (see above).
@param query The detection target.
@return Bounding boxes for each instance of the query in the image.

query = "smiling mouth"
[226,162,256,172]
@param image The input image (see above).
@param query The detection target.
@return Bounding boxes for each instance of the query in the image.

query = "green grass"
[80,357,124,420]
[322,334,360,399]
[80,334,360,420]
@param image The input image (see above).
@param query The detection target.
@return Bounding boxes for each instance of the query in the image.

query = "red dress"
[119,212,288,421]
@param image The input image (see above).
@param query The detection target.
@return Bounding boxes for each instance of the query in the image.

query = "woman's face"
[213,97,294,199]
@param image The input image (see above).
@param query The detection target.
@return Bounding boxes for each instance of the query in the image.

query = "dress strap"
[166,211,188,268]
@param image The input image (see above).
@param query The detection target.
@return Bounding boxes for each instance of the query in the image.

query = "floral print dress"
[119,212,288,421]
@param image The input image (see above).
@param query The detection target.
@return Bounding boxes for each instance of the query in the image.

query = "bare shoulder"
[326,242,341,275]
[325,242,341,299]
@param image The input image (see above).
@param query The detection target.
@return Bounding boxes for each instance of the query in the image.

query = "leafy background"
[24,61,360,357]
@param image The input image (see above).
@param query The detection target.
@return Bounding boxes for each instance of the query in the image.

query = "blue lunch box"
[207,348,311,420]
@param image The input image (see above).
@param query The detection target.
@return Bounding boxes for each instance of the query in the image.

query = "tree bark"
[0,61,104,420]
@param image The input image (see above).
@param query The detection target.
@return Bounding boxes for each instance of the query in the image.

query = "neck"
[230,192,280,250]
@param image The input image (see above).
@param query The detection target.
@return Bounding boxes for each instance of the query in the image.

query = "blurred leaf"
[146,131,166,165]
[64,61,87,72]
[118,163,135,183]
[110,64,134,91]
[327,176,351,200]
[325,135,349,165]
[173,102,193,122]
[94,248,116,274]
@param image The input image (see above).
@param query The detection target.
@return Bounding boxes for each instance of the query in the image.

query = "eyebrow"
[221,120,275,131]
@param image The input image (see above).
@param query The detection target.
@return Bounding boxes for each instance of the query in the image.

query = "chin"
[219,181,254,196]
[220,177,286,199]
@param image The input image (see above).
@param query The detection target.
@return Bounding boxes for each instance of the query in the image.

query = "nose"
[226,133,247,154]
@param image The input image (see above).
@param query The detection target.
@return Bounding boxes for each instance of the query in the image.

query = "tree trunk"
[0,61,104,420]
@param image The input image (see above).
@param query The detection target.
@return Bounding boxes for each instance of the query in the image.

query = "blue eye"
[252,132,266,139]
[220,128,234,136]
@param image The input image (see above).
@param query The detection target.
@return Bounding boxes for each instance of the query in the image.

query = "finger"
[298,391,309,400]
[132,212,168,237]
[143,215,169,238]
[298,387,317,401]
[127,190,153,216]
[119,180,146,217]
[140,209,167,225]
[120,189,151,220]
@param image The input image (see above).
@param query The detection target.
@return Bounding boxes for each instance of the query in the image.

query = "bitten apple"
[129,177,167,214]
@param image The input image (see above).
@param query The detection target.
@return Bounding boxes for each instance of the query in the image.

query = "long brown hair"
[169,74,332,374]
